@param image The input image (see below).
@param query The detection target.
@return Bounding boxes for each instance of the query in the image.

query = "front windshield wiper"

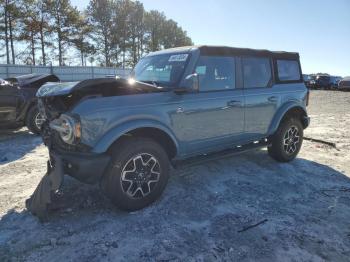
[137,80,173,92]
[138,80,161,88]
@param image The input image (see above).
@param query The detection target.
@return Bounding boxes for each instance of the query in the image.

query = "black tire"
[268,117,303,162]
[101,138,170,211]
[25,106,42,135]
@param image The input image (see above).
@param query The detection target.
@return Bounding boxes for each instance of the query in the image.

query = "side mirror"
[174,73,199,94]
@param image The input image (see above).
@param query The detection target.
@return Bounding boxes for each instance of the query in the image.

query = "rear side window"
[277,60,301,81]
[243,57,272,88]
[195,56,235,91]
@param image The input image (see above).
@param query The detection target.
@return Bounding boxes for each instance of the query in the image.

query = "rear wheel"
[268,117,303,162]
[101,138,170,211]
[26,106,44,135]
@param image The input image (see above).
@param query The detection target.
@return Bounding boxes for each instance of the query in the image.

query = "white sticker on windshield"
[168,54,189,62]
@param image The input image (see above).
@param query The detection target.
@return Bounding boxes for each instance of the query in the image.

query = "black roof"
[150,45,300,60]
[198,45,299,60]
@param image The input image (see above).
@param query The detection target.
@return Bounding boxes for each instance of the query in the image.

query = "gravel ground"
[0,90,350,261]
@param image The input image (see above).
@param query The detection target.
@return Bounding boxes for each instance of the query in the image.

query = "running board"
[172,139,270,169]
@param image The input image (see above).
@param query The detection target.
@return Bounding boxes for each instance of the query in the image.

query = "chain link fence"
[0,64,131,81]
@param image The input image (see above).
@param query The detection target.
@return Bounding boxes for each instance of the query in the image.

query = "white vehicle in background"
[0,78,10,86]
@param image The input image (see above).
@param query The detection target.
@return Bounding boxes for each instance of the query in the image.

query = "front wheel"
[101,138,170,211]
[268,118,304,162]
[26,106,44,135]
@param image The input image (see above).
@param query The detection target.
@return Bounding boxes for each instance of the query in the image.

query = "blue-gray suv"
[29,46,310,218]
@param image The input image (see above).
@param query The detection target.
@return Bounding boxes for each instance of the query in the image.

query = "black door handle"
[268,96,278,102]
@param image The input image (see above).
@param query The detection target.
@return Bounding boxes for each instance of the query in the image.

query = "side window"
[243,57,272,88]
[277,59,301,81]
[195,56,235,91]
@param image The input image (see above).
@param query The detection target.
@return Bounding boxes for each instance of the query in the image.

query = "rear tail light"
[306,90,310,106]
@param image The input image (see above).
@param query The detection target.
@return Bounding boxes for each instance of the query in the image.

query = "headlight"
[49,114,81,144]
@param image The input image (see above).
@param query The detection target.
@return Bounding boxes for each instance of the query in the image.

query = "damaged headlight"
[49,114,81,144]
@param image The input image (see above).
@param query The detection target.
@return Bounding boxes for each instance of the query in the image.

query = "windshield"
[133,53,190,87]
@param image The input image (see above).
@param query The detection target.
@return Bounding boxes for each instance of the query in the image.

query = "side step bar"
[172,139,270,169]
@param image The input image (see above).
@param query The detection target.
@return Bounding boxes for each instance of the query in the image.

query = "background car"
[338,77,350,91]
[0,74,60,134]
[329,76,343,89]
[303,74,316,88]
[312,74,332,89]
[0,78,10,86]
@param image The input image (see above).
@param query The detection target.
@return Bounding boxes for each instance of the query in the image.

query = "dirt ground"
[1,90,350,262]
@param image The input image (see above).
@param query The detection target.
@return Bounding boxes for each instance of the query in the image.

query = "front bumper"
[56,150,111,184]
[41,120,111,184]
[26,149,111,221]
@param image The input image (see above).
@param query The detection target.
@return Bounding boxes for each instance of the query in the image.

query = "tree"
[72,12,95,66]
[0,0,194,66]
[0,0,9,63]
[37,0,53,65]
[144,10,167,52]
[127,0,144,67]
[18,0,41,65]
[1,0,20,64]
[87,0,114,66]
[114,0,133,68]
[163,19,193,49]
[47,0,80,66]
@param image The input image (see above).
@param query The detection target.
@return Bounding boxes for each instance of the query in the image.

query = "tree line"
[0,0,193,68]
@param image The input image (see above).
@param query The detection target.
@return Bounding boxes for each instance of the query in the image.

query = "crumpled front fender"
[91,119,179,154]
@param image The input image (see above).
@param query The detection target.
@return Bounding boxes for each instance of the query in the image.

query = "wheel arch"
[268,103,308,135]
[92,120,179,159]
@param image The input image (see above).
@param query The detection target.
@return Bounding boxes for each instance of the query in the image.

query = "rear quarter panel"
[267,82,308,135]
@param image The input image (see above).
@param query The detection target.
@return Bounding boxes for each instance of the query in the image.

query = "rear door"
[171,55,245,155]
[241,56,279,140]
[0,83,23,124]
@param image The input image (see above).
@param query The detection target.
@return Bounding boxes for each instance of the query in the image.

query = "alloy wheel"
[120,153,161,199]
[34,112,45,130]
[283,125,300,155]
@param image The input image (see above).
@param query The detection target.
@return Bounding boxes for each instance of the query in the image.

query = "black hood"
[6,74,60,89]
[37,77,163,98]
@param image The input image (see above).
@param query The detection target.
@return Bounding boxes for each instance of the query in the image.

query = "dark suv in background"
[0,74,59,134]
[312,74,331,89]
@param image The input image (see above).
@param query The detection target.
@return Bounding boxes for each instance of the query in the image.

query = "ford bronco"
[27,46,310,218]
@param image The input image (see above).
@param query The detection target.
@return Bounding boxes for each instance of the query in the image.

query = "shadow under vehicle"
[0,74,60,134]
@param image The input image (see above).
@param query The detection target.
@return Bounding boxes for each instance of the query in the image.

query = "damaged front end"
[26,78,163,220]
[26,79,138,220]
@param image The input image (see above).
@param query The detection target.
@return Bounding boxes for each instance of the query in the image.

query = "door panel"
[244,88,279,137]
[241,56,279,140]
[171,90,244,155]
[0,85,22,123]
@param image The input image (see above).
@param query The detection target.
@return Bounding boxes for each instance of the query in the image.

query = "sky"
[71,0,350,76]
